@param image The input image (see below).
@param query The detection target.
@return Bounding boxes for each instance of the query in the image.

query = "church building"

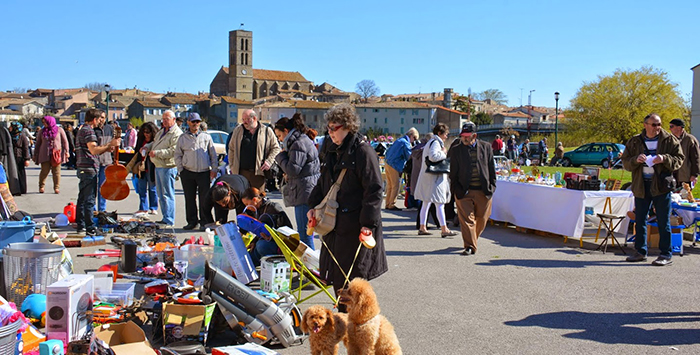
[210,30,314,100]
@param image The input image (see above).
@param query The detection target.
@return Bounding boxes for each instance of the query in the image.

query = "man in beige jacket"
[227,109,280,191]
[148,110,183,227]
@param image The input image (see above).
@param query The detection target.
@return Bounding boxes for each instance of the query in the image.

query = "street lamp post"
[104,84,111,122]
[527,89,535,137]
[554,91,560,145]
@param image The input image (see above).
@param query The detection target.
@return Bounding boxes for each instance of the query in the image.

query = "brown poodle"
[338,278,402,355]
[301,305,348,355]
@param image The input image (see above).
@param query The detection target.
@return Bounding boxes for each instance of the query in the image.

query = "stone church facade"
[210,30,314,100]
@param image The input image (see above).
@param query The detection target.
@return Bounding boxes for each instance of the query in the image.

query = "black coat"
[0,127,20,195]
[449,139,497,199]
[308,133,387,287]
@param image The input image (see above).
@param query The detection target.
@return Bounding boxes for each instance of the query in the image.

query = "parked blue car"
[561,143,626,168]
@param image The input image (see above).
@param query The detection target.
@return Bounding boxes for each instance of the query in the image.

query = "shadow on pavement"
[475,258,637,268]
[505,311,700,346]
[386,247,463,256]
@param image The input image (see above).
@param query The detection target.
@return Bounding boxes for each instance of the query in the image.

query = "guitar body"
[100,126,130,201]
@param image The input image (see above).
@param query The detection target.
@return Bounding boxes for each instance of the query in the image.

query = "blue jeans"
[76,170,97,229]
[155,167,177,225]
[294,204,314,250]
[634,180,673,258]
[137,178,158,212]
[96,165,106,211]
[251,238,279,266]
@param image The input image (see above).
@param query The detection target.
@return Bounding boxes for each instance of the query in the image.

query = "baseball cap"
[188,112,202,122]
[669,118,685,128]
[460,122,477,136]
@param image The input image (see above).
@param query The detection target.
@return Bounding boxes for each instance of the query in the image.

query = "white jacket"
[413,136,451,204]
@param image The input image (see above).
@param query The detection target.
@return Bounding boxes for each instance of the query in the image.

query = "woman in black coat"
[307,104,387,304]
[9,122,30,195]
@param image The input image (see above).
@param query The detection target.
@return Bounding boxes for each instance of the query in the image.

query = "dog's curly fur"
[301,305,348,355]
[339,278,402,355]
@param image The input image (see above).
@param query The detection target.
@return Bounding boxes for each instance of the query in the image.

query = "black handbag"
[425,156,450,174]
[424,139,450,174]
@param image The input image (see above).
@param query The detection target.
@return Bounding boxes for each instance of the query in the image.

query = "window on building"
[401,118,404,124]
[364,109,367,112]
[374,118,377,123]
[411,109,419,115]
[384,118,387,124]
[399,109,406,115]
[363,119,366,123]
[241,38,244,50]
[241,53,244,65]
[230,112,235,118]
[146,109,151,115]
[373,109,379,113]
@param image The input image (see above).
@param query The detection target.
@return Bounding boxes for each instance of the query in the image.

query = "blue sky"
[1,0,698,108]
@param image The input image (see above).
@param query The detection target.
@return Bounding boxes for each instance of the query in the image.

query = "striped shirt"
[643,135,659,180]
[76,125,98,174]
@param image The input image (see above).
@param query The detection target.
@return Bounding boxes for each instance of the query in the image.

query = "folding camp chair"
[264,225,337,305]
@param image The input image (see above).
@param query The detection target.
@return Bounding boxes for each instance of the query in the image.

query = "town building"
[127,99,170,125]
[692,63,700,138]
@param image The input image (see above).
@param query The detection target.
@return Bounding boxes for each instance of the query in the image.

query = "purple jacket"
[33,127,69,164]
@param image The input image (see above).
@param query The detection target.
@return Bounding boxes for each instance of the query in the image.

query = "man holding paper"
[621,113,684,266]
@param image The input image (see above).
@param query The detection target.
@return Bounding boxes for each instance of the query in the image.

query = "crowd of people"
[5,105,694,307]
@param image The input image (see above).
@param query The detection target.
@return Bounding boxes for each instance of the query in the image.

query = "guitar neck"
[113,126,122,164]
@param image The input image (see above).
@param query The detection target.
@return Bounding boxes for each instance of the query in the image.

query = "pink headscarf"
[42,116,58,141]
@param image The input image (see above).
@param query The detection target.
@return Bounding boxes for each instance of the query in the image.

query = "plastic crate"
[96,282,135,306]
[0,217,36,250]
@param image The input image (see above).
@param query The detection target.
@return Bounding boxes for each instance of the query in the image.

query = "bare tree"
[84,82,109,92]
[475,89,508,105]
[355,80,380,102]
[12,87,31,93]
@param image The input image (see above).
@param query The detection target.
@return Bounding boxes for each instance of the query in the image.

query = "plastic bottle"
[63,202,76,223]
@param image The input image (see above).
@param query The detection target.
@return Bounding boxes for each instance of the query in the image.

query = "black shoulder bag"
[424,140,450,174]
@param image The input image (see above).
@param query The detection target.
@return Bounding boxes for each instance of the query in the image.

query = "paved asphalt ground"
[13,165,700,354]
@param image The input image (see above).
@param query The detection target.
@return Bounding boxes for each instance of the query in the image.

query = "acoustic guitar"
[100,126,130,201]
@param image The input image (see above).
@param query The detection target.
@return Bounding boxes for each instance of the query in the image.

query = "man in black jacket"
[449,122,496,256]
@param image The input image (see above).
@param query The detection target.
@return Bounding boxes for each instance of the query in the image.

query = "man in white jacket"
[148,110,182,227]
[175,113,217,231]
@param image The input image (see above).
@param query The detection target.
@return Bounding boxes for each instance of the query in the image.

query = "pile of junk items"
[0,206,326,355]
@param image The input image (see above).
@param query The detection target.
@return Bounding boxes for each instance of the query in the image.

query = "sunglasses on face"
[646,122,661,127]
[327,123,344,132]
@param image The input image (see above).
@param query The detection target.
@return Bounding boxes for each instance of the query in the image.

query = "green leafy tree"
[566,66,685,143]
[129,117,144,128]
[453,95,477,118]
[472,112,492,126]
[475,89,508,105]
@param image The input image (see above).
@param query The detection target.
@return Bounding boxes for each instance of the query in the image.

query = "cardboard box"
[216,222,258,284]
[647,225,683,248]
[294,241,320,272]
[260,256,290,293]
[162,302,216,346]
[46,274,94,344]
[94,321,156,354]
[276,226,320,271]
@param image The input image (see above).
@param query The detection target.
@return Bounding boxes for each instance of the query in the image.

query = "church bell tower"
[228,30,253,101]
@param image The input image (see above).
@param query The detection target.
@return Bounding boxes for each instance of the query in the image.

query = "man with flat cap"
[174,112,218,230]
[449,122,497,256]
[669,118,700,188]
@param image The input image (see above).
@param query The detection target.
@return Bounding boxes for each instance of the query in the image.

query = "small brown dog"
[301,305,348,355]
[339,278,402,355]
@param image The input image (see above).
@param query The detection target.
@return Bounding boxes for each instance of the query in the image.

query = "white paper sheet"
[645,155,657,167]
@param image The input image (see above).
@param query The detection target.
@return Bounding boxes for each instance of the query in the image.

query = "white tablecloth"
[491,181,635,239]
